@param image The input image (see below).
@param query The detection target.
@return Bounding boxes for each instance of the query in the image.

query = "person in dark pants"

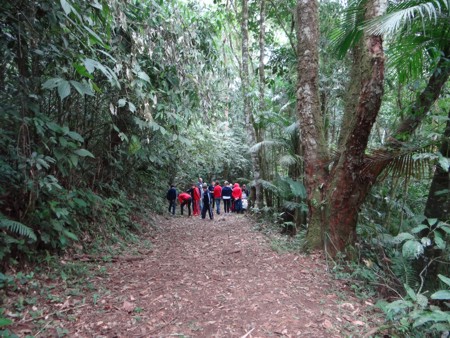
[208,181,215,209]
[222,181,232,214]
[201,183,213,220]
[178,192,192,216]
[166,184,177,215]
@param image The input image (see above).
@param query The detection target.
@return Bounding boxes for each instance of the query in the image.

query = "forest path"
[9,213,382,337]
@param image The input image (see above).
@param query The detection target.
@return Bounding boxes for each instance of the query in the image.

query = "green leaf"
[0,318,12,327]
[58,80,71,101]
[138,71,151,83]
[412,310,450,328]
[393,232,415,244]
[84,25,104,45]
[90,0,103,9]
[431,290,450,300]
[73,149,95,158]
[404,284,417,301]
[427,218,439,226]
[42,77,64,89]
[62,229,78,241]
[438,274,450,288]
[118,99,127,107]
[402,240,424,259]
[434,231,446,250]
[70,80,94,96]
[60,0,71,15]
[440,222,450,235]
[438,155,449,172]
[73,198,88,208]
[69,154,79,167]
[73,63,93,79]
[66,131,84,142]
[416,294,428,308]
[385,299,413,314]
[128,101,136,113]
[411,224,428,233]
[289,180,306,198]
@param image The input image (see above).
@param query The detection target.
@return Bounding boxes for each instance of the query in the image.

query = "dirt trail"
[8,213,382,337]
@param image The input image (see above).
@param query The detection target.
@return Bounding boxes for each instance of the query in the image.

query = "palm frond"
[282,200,307,211]
[248,140,285,153]
[0,217,37,241]
[330,0,367,58]
[363,144,436,183]
[285,121,299,134]
[279,154,297,167]
[260,179,279,192]
[365,0,449,35]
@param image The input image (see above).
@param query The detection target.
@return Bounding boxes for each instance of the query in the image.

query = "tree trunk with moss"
[295,0,329,248]
[296,0,387,254]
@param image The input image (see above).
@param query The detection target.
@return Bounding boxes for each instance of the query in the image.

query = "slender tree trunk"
[241,0,263,209]
[424,108,450,220]
[296,0,328,248]
[257,0,266,209]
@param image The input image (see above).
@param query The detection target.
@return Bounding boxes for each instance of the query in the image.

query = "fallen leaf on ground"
[122,301,135,312]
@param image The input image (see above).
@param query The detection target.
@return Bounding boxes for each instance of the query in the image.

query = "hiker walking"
[213,180,222,214]
[201,183,213,220]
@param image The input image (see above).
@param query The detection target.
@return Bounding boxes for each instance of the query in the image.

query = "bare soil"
[5,213,384,337]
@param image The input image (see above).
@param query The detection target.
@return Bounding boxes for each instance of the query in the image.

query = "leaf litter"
[5,213,384,337]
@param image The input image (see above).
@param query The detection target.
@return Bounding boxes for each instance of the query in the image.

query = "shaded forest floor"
[5,212,385,337]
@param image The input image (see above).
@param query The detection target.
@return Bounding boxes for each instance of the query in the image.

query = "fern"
[391,254,419,286]
[0,218,37,241]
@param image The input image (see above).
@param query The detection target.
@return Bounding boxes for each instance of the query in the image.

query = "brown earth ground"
[5,212,385,337]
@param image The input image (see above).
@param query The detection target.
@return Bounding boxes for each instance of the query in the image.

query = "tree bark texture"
[296,0,329,248]
[297,0,387,254]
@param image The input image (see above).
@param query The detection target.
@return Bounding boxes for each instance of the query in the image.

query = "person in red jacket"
[213,180,222,215]
[188,183,201,216]
[232,183,243,213]
[178,192,192,216]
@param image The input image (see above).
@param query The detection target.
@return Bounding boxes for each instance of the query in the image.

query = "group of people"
[166,178,250,220]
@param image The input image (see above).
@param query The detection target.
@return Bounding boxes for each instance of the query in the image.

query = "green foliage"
[378,276,450,335]
[0,217,37,241]
[0,307,14,338]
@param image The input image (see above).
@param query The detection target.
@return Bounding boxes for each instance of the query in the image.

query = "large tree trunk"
[297,0,449,256]
[297,0,387,254]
